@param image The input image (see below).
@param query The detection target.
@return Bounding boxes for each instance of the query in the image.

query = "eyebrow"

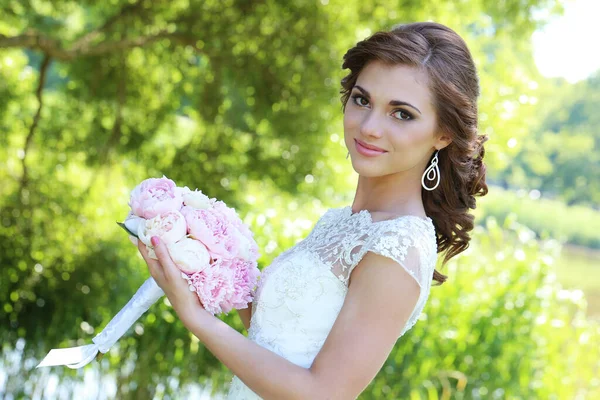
[353,85,422,115]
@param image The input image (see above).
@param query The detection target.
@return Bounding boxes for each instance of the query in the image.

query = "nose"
[359,111,384,139]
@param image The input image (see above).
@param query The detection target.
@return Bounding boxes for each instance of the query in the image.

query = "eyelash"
[350,94,414,121]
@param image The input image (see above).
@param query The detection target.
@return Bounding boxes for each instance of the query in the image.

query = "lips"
[354,139,387,157]
[355,140,387,152]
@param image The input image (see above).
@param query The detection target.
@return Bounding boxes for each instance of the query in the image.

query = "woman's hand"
[137,236,211,326]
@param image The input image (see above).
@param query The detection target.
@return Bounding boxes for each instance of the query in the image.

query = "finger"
[150,237,180,279]
[138,240,164,279]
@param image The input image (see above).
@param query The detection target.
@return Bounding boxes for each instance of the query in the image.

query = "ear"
[435,133,452,150]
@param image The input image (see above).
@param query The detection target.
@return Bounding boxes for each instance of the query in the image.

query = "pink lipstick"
[354,139,387,157]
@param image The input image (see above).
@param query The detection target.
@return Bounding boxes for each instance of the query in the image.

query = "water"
[554,244,600,320]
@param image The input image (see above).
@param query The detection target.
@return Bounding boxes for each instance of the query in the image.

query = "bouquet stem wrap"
[37,277,164,369]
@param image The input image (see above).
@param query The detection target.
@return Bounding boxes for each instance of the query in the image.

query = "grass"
[476,185,600,319]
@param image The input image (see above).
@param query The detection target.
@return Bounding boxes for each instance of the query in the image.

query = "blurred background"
[1,0,599,398]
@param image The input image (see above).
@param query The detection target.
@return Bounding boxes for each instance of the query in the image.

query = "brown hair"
[340,22,489,286]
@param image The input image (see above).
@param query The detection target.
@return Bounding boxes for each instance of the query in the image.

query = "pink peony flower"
[232,227,260,262]
[181,206,241,260]
[211,201,260,260]
[129,177,183,219]
[138,210,187,248]
[180,187,213,210]
[122,178,261,315]
[183,257,260,315]
[212,200,253,238]
[167,238,211,274]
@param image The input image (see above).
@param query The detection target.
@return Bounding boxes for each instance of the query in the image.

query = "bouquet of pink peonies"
[37,176,260,369]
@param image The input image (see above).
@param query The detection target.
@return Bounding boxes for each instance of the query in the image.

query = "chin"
[350,158,389,178]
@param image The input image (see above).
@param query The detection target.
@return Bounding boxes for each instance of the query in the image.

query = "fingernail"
[151,236,160,246]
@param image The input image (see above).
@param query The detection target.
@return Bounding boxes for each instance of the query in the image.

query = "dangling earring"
[421,150,440,191]
[346,151,350,159]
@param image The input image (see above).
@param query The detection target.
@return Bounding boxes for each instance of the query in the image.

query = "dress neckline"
[341,205,433,225]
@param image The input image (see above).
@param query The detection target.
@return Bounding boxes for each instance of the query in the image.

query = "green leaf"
[116,221,138,238]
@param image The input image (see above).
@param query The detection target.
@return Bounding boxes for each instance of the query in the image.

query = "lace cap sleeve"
[362,218,432,289]
[359,218,436,338]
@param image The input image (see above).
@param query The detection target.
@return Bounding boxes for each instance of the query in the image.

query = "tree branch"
[0,32,73,60]
[20,54,51,193]
[99,57,127,165]
[0,30,203,61]
[70,0,145,53]
[18,53,51,245]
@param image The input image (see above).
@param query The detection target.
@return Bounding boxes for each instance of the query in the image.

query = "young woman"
[139,21,488,399]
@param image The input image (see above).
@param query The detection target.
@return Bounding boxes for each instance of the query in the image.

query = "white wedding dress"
[226,206,438,399]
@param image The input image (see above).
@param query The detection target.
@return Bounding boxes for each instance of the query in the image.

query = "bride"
[138,21,488,399]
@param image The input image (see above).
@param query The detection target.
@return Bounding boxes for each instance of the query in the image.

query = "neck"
[351,172,425,216]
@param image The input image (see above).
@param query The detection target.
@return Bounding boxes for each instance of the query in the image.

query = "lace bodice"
[226,206,438,399]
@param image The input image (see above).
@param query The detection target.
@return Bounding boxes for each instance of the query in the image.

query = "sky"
[532,0,600,83]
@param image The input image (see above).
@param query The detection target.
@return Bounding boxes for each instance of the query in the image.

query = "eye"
[351,93,414,121]
[351,93,369,107]
[393,109,414,121]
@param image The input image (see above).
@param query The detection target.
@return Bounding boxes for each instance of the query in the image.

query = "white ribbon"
[37,277,164,369]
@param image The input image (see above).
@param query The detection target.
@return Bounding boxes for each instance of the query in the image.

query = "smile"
[354,139,387,157]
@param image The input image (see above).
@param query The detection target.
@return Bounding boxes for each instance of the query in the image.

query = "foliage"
[4,0,597,399]
[361,216,600,399]
[477,186,600,249]
[496,71,600,207]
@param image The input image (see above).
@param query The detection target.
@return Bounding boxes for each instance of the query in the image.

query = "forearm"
[236,302,252,331]
[184,310,316,399]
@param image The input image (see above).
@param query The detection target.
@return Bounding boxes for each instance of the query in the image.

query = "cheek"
[389,122,435,152]
[344,104,363,126]
[343,111,359,142]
